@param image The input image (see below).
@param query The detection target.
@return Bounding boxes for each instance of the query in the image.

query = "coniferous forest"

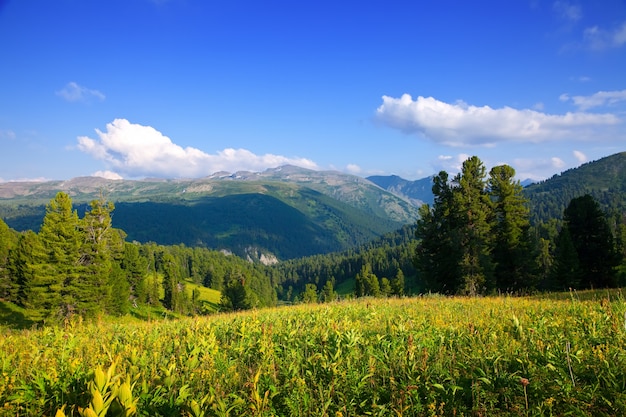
[0,154,625,325]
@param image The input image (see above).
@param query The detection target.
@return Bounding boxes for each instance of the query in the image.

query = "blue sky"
[1,0,625,182]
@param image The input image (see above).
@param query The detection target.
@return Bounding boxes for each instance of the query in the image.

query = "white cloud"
[376,94,621,146]
[551,157,566,168]
[573,150,587,163]
[434,154,470,173]
[92,170,123,180]
[56,82,105,102]
[512,157,568,181]
[583,21,626,50]
[0,176,49,183]
[77,119,318,178]
[560,89,626,110]
[346,164,361,174]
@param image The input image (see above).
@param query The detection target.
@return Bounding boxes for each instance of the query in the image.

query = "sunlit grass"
[2,293,626,416]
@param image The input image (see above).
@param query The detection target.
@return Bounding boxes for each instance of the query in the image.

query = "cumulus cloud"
[583,21,626,50]
[512,157,568,181]
[346,164,362,174]
[77,119,317,178]
[573,150,587,163]
[560,89,626,110]
[376,94,621,146]
[92,170,124,180]
[56,82,105,102]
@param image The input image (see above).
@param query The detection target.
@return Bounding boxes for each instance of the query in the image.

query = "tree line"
[1,155,626,324]
[415,156,624,295]
[0,192,276,324]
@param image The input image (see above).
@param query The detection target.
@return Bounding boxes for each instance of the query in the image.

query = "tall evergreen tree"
[32,192,82,321]
[220,269,251,311]
[453,156,493,295]
[562,195,619,288]
[0,218,18,301]
[162,252,185,312]
[548,227,582,290]
[77,198,119,317]
[415,171,462,293]
[9,231,40,310]
[121,242,148,304]
[391,268,405,296]
[488,165,535,291]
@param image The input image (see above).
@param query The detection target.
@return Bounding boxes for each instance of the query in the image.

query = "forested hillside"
[524,152,626,224]
[0,169,417,261]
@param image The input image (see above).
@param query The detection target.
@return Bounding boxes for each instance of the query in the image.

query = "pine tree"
[415,171,462,293]
[77,198,118,317]
[0,218,18,301]
[162,252,184,312]
[9,231,40,310]
[453,156,493,295]
[488,165,535,291]
[120,242,148,305]
[391,268,405,296]
[32,192,82,321]
[549,227,582,290]
[320,279,336,302]
[563,195,619,288]
[220,269,251,311]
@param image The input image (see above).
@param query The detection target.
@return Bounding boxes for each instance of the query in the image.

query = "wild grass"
[2,292,626,416]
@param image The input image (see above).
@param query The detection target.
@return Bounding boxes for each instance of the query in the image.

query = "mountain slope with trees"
[523,152,626,224]
[0,169,419,260]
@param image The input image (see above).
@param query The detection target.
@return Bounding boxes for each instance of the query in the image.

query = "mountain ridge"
[0,167,419,261]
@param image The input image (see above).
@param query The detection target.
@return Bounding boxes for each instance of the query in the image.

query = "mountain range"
[0,166,419,261]
[1,152,625,261]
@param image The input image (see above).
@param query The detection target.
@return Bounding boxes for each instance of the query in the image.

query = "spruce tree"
[563,195,619,288]
[78,198,119,317]
[0,218,18,301]
[453,156,493,295]
[549,227,582,290]
[415,171,462,293]
[488,164,535,291]
[33,192,82,321]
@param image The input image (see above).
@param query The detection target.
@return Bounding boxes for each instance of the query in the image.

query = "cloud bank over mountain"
[77,119,318,179]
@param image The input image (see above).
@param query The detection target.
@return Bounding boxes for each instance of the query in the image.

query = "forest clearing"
[2,291,626,416]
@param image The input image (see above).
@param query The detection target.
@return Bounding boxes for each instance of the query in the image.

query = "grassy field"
[2,291,626,416]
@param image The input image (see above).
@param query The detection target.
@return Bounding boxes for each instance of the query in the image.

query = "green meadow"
[2,291,626,416]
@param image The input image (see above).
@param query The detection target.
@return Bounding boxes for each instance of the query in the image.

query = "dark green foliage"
[415,171,462,294]
[1,187,407,261]
[107,262,130,315]
[548,227,582,290]
[489,165,536,291]
[391,268,405,296]
[452,157,493,294]
[121,242,149,304]
[524,152,626,224]
[31,192,82,321]
[354,264,380,297]
[272,224,418,300]
[320,279,336,302]
[559,195,620,288]
[416,158,537,295]
[300,283,318,303]
[0,218,18,301]
[220,271,252,311]
[416,158,495,295]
